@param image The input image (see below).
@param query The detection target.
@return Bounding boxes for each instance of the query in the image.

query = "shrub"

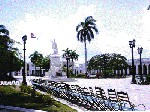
[0,86,18,95]
[19,84,32,94]
[0,86,77,112]
[145,75,150,84]
[75,73,86,78]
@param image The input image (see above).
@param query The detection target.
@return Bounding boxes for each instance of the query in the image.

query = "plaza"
[65,77,150,111]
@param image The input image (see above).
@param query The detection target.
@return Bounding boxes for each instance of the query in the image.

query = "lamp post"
[22,35,27,85]
[138,47,144,83]
[129,39,136,84]
[66,54,70,78]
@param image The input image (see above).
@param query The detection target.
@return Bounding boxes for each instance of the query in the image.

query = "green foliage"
[75,73,87,78]
[62,48,79,77]
[103,70,114,78]
[42,55,50,71]
[76,16,99,73]
[76,16,99,43]
[0,25,22,79]
[0,86,77,112]
[29,51,43,75]
[0,86,18,95]
[19,84,32,93]
[88,53,129,78]
[62,48,72,61]
[145,75,150,84]
[62,66,72,77]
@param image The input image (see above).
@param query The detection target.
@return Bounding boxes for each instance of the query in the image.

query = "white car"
[88,73,96,78]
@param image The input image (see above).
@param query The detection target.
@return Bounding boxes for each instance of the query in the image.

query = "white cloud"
[10,4,150,64]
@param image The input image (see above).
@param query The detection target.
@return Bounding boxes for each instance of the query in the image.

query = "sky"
[1,0,150,64]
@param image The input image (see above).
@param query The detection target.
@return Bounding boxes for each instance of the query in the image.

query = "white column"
[127,68,129,75]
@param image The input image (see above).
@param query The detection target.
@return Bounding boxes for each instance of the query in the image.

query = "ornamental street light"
[138,47,144,83]
[22,35,27,85]
[129,39,136,84]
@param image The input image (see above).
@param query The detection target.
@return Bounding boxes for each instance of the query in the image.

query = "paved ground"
[14,76,150,111]
[65,77,150,111]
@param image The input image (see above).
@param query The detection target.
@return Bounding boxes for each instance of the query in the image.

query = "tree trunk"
[35,66,36,76]
[84,41,87,74]
[72,59,74,75]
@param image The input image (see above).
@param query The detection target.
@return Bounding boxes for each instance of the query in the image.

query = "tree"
[88,53,129,78]
[62,48,71,78]
[87,55,102,73]
[29,51,43,76]
[7,50,23,76]
[76,16,98,74]
[42,55,50,72]
[0,25,9,36]
[70,50,79,75]
[36,53,43,76]
[109,53,129,77]
[0,25,22,80]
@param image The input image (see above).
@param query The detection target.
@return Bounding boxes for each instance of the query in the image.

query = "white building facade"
[12,62,46,76]
[127,58,150,75]
[75,58,150,75]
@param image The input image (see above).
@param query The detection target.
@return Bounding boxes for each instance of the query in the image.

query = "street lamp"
[138,47,144,83]
[129,39,136,84]
[66,54,70,78]
[22,35,27,85]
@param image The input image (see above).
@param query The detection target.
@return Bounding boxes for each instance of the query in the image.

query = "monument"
[44,39,76,82]
[49,39,65,78]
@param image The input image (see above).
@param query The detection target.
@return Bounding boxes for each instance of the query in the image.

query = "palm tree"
[29,51,42,76]
[70,50,79,74]
[76,16,98,74]
[42,55,50,72]
[36,54,43,76]
[62,48,71,78]
[62,48,71,60]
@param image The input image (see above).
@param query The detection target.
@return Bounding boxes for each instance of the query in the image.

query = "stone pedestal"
[49,54,61,78]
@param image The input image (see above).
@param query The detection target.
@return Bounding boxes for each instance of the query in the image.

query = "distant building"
[12,62,46,76]
[75,58,150,75]
[127,58,150,75]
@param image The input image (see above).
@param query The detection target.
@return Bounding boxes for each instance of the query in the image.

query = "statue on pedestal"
[51,39,58,55]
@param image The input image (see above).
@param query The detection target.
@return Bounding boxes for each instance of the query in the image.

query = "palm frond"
[85,16,93,22]
[80,30,84,42]
[77,31,80,41]
[88,29,94,39]
[76,22,82,32]
[89,26,99,34]
[86,33,91,42]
